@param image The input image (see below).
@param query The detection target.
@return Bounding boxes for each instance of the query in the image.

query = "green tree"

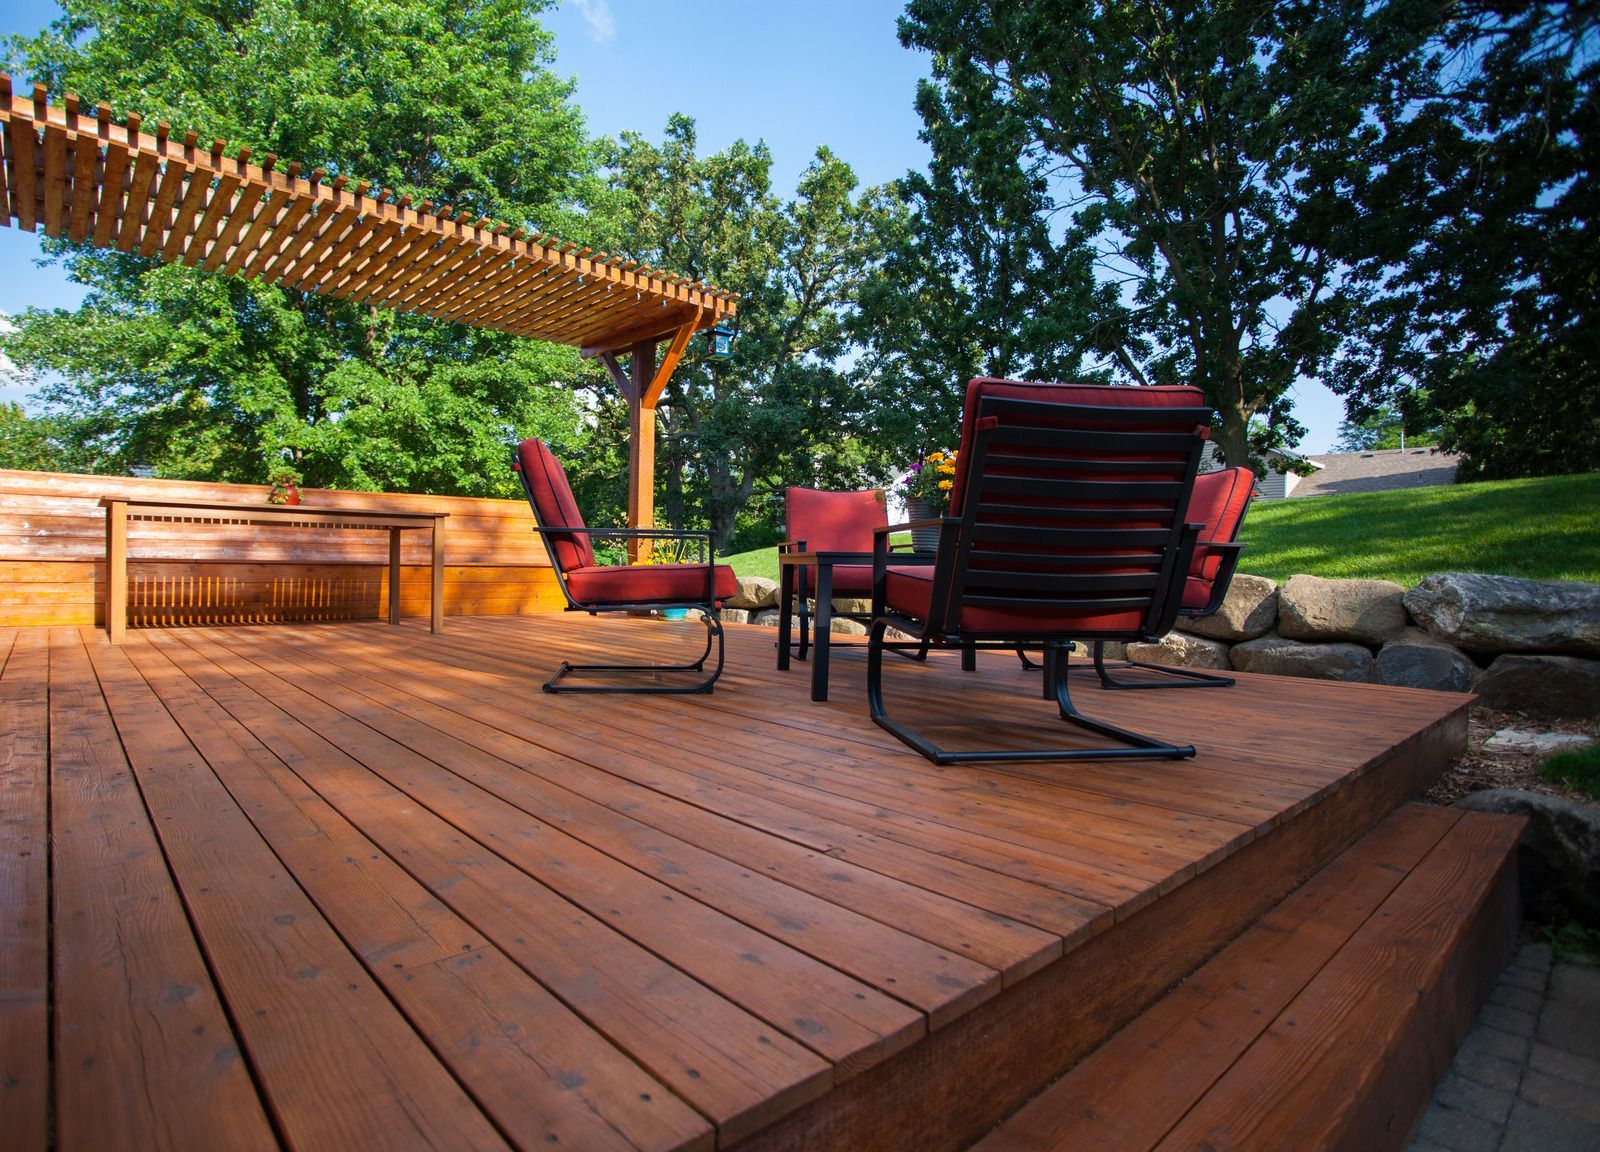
[601,117,894,546]
[1,0,603,495]
[897,0,1430,469]
[854,55,1115,463]
[1333,405,1442,453]
[1330,0,1599,479]
[0,402,80,471]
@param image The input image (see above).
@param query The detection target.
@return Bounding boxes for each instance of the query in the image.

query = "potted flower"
[901,449,958,552]
[266,466,303,506]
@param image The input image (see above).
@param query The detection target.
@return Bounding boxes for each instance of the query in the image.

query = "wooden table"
[100,498,447,644]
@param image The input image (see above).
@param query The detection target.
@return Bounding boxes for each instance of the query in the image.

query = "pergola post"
[627,339,657,562]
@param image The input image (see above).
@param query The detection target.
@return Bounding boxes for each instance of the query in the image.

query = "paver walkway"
[1408,940,1600,1152]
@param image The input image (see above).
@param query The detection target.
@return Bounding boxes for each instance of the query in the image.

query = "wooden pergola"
[0,75,735,536]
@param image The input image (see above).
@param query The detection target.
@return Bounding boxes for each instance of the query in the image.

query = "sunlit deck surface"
[0,615,1471,1152]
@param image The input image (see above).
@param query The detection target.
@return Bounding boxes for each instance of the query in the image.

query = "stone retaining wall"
[723,572,1600,719]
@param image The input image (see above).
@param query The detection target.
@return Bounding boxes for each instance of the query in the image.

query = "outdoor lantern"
[707,324,735,359]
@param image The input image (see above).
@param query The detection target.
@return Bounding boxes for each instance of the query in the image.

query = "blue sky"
[0,0,1346,449]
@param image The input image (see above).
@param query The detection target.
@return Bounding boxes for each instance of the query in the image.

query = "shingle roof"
[1291,448,1459,498]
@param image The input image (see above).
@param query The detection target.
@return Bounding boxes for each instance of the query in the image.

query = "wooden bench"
[101,498,447,643]
[970,802,1526,1152]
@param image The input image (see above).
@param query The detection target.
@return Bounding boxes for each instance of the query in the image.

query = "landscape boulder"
[750,609,781,627]
[726,575,779,611]
[1374,628,1478,693]
[1277,575,1408,645]
[1125,633,1232,670]
[829,616,869,636]
[1230,634,1375,682]
[1482,730,1596,756]
[1403,573,1600,656]
[720,608,750,625]
[1177,573,1278,642]
[832,598,873,617]
[1474,655,1600,719]
[1455,789,1600,928]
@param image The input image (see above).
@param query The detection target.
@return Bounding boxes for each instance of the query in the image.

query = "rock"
[1482,729,1596,755]
[749,609,780,628]
[720,608,750,625]
[1125,632,1232,669]
[1475,655,1600,719]
[1278,575,1408,644]
[832,598,873,616]
[1375,627,1478,693]
[726,575,779,610]
[1178,573,1278,642]
[1230,633,1375,682]
[1455,789,1600,928]
[830,617,868,636]
[1404,573,1600,657]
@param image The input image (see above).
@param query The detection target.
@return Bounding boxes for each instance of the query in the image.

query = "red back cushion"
[1187,467,1253,580]
[513,438,594,571]
[785,487,888,553]
[948,379,1210,516]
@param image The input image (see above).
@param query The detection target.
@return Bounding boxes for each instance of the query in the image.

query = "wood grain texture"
[969,803,1469,1151]
[45,628,277,1152]
[13,614,1472,1152]
[0,630,49,1152]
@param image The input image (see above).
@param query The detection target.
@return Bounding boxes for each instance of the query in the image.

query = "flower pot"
[268,484,300,506]
[904,497,942,554]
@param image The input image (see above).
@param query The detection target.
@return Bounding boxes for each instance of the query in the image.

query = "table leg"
[106,499,127,645]
[388,528,402,625]
[811,562,834,702]
[430,519,445,633]
[777,562,794,670]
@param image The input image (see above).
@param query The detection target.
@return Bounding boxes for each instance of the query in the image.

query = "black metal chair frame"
[1016,503,1249,689]
[513,448,725,695]
[866,395,1210,765]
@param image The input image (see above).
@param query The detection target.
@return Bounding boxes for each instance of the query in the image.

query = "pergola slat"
[1,81,735,340]
[0,75,737,539]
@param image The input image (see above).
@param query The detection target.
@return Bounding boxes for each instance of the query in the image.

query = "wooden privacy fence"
[0,470,562,627]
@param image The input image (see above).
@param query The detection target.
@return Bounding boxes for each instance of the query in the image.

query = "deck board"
[0,629,49,1152]
[9,615,1473,1151]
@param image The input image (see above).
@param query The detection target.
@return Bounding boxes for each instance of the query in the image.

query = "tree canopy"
[600,116,894,545]
[1330,0,1599,480]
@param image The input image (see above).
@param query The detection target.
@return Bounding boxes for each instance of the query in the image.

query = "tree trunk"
[1213,408,1251,472]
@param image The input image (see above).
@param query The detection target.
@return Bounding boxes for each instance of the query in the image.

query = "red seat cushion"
[564,563,739,606]
[814,563,876,596]
[883,565,1145,636]
[785,487,888,553]
[513,438,594,571]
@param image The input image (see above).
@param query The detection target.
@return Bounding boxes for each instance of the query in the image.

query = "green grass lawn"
[1236,472,1599,586]
[719,473,1599,588]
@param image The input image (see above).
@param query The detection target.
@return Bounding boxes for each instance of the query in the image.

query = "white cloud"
[569,0,616,43]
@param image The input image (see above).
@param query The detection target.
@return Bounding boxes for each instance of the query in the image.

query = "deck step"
[970,802,1526,1152]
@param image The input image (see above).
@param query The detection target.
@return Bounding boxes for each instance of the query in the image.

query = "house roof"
[0,77,736,351]
[1292,447,1460,498]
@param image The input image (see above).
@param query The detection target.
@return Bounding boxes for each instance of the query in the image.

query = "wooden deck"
[0,614,1472,1152]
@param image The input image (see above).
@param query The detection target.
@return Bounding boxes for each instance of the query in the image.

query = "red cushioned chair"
[511,438,738,694]
[1083,465,1253,689]
[780,487,887,662]
[865,379,1213,764]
